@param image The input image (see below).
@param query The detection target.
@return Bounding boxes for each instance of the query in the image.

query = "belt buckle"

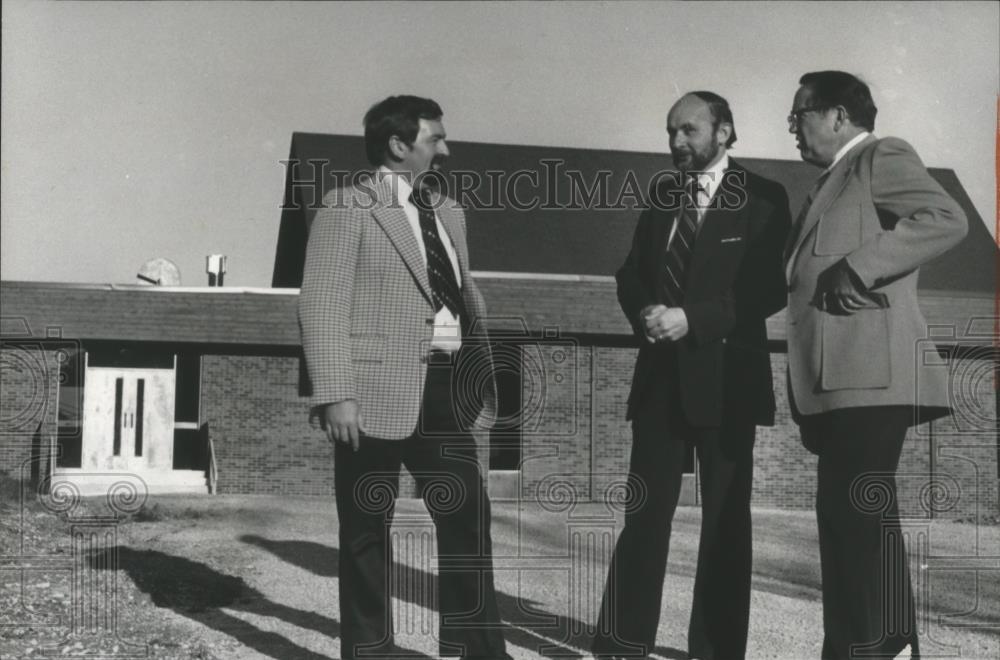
[424,349,456,365]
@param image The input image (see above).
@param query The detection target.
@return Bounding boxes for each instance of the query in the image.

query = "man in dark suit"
[785,71,967,660]
[298,95,508,660]
[592,92,791,660]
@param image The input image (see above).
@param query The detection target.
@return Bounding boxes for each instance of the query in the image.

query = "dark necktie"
[660,178,702,307]
[410,190,465,319]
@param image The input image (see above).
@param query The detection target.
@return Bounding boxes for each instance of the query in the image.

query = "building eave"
[1,278,994,347]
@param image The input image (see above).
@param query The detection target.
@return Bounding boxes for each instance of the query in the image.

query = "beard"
[672,141,721,173]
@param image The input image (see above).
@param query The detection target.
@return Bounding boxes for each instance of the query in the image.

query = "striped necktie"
[660,178,701,307]
[411,190,465,319]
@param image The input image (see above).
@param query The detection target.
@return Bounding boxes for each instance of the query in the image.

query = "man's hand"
[640,304,667,343]
[814,260,869,315]
[322,399,363,451]
[641,304,689,342]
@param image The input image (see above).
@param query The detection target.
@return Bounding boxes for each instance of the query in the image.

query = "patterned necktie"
[660,177,701,307]
[411,190,465,319]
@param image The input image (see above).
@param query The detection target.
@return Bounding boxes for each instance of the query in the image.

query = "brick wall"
[589,347,637,504]
[921,351,999,518]
[200,353,491,498]
[520,344,593,504]
[750,352,998,519]
[517,344,997,518]
[200,355,330,496]
[4,341,991,518]
[0,346,59,483]
[752,352,818,510]
[896,425,933,519]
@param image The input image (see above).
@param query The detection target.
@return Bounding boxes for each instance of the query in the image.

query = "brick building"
[1,135,996,519]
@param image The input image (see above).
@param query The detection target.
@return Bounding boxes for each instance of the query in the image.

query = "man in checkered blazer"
[298,96,507,660]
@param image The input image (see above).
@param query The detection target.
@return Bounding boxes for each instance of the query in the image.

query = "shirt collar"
[682,152,728,207]
[825,131,871,173]
[377,165,415,206]
[697,151,729,199]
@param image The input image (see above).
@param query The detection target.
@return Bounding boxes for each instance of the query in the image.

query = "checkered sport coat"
[298,173,497,440]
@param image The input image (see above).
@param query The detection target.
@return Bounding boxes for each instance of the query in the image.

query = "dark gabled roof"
[273,133,996,296]
[1,282,303,346]
[1,279,991,347]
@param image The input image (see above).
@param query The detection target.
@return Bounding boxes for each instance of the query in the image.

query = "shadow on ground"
[88,546,436,660]
[240,534,687,659]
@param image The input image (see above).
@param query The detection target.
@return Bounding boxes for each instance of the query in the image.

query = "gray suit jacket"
[784,135,967,420]
[298,174,497,439]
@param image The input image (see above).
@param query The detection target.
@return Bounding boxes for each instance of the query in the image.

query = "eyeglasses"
[787,106,828,128]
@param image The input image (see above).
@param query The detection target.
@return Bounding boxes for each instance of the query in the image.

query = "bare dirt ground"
[2,491,998,660]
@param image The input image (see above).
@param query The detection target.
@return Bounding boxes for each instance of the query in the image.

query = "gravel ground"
[2,493,997,660]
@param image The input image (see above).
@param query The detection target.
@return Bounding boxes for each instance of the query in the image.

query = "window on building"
[173,352,204,470]
[55,346,83,468]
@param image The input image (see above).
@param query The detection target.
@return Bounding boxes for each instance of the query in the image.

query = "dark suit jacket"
[617,160,791,428]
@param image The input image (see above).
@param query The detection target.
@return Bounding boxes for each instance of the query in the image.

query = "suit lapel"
[647,167,742,296]
[648,201,674,278]
[688,165,744,277]
[785,134,876,275]
[369,176,434,303]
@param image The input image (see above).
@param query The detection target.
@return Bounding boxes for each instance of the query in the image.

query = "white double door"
[81,366,176,472]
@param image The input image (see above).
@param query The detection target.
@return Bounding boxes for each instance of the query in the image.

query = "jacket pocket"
[813,202,862,256]
[820,308,890,390]
[350,335,386,363]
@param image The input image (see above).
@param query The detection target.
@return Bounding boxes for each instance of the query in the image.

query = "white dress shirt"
[825,131,871,174]
[378,167,462,351]
[666,151,730,249]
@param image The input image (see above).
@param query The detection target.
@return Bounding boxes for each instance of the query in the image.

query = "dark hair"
[798,71,877,131]
[688,90,737,148]
[363,95,443,166]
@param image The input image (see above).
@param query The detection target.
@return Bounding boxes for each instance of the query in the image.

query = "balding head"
[666,92,734,172]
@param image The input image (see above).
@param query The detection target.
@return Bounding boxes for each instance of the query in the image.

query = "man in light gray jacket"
[785,70,967,659]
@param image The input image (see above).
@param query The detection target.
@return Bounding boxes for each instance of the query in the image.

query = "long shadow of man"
[240,534,687,659]
[88,546,434,660]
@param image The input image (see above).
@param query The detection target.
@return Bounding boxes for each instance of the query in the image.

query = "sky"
[1,1,997,287]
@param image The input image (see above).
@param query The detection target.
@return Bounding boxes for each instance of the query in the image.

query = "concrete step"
[50,469,209,496]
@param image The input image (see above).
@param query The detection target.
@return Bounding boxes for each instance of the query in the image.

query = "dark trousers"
[802,406,919,660]
[593,371,756,660]
[334,360,507,660]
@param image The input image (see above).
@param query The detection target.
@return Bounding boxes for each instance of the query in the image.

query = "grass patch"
[0,470,30,504]
[131,502,210,523]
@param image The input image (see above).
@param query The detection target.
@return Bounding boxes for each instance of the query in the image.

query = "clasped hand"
[641,304,689,343]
